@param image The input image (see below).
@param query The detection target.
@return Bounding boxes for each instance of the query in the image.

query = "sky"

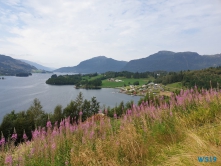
[0,0,221,68]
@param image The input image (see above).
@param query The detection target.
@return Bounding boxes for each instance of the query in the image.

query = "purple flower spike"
[11,133,17,141]
[47,120,52,128]
[5,155,13,165]
[23,132,28,141]
[11,127,17,141]
[79,111,83,116]
[0,137,5,146]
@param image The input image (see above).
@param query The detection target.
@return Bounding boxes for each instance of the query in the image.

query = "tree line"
[0,90,175,145]
[0,92,100,144]
[154,66,221,89]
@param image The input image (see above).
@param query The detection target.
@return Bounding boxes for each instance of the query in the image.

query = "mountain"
[0,54,37,75]
[122,51,221,72]
[54,56,127,73]
[19,59,54,71]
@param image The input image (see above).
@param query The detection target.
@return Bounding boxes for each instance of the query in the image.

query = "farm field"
[101,77,153,88]
[164,82,183,90]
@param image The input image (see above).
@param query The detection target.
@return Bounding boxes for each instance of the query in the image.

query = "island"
[46,73,102,89]
[16,73,32,77]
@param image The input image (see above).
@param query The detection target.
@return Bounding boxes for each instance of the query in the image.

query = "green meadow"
[101,77,153,88]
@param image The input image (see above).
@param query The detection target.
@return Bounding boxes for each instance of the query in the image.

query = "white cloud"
[0,0,220,68]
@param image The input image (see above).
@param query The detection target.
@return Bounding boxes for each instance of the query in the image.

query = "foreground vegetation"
[0,87,221,165]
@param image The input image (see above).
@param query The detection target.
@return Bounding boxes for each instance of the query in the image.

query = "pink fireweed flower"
[65,117,70,129]
[30,148,35,156]
[52,128,59,136]
[32,129,40,139]
[23,131,28,141]
[79,111,83,116]
[0,138,5,146]
[60,120,64,127]
[170,111,173,117]
[11,128,17,141]
[47,120,52,128]
[69,125,76,133]
[65,161,69,165]
[11,133,17,141]
[41,127,47,139]
[90,131,94,139]
[114,113,117,119]
[127,109,132,115]
[123,115,127,122]
[0,133,5,146]
[5,155,13,166]
[51,142,56,149]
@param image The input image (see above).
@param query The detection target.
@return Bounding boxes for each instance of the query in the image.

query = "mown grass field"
[165,82,183,90]
[101,77,153,88]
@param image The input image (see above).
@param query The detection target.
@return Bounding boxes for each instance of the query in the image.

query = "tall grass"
[0,87,221,165]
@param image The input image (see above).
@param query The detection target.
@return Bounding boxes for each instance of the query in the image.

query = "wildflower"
[30,148,35,155]
[11,133,17,141]
[79,111,83,116]
[51,142,56,149]
[23,130,28,141]
[52,128,59,136]
[47,120,52,128]
[170,111,173,117]
[32,129,40,139]
[11,128,17,141]
[5,155,13,166]
[0,132,5,146]
[90,131,94,139]
[65,161,69,165]
[41,127,47,139]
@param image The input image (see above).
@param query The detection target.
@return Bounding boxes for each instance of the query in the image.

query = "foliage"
[1,88,221,165]
[155,66,221,89]
[0,93,100,143]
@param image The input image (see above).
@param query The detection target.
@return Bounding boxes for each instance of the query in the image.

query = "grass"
[165,82,183,91]
[102,77,152,88]
[0,88,221,165]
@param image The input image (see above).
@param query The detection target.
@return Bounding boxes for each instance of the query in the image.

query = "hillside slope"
[19,59,54,71]
[122,51,221,72]
[54,56,127,73]
[0,54,37,75]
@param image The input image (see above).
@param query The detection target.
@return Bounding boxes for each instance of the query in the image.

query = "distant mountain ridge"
[55,51,221,73]
[0,54,37,75]
[122,51,221,72]
[19,59,54,71]
[54,56,127,73]
[2,51,221,75]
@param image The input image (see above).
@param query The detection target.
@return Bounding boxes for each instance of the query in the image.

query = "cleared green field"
[102,77,152,88]
[165,82,183,90]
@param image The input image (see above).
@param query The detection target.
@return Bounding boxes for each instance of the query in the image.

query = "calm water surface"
[0,73,140,122]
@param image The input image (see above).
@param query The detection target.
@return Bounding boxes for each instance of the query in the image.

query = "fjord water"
[0,73,140,122]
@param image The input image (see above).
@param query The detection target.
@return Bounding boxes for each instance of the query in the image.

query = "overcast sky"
[0,0,220,68]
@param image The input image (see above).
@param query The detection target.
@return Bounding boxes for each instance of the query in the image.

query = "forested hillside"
[155,66,221,89]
